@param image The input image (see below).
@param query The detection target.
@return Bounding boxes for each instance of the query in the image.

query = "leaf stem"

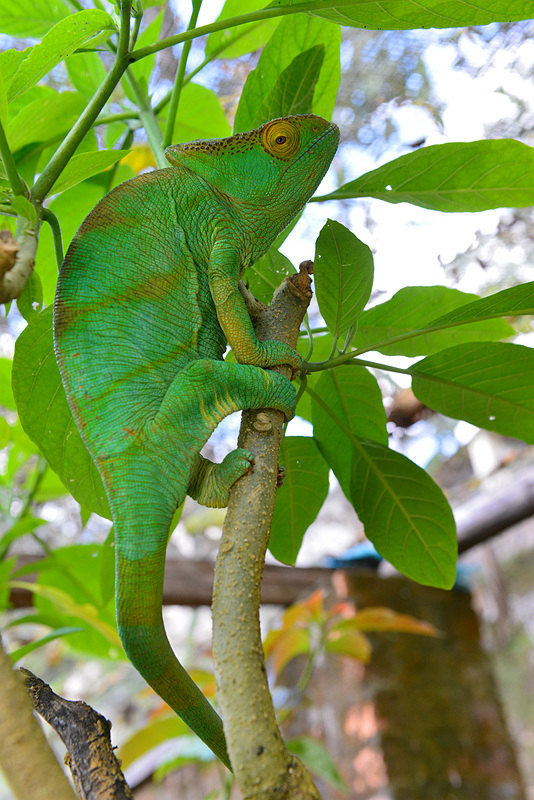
[0,118,28,198]
[162,0,202,149]
[304,312,516,372]
[42,209,63,268]
[122,70,166,167]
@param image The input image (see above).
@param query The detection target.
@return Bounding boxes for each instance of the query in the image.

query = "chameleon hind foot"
[188,449,254,508]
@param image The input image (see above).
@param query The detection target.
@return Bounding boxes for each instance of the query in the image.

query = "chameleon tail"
[110,479,231,768]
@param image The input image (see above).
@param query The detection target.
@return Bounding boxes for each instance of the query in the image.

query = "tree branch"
[212,262,322,799]
[21,668,133,800]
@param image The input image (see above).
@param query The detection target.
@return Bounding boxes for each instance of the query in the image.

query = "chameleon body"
[53,114,339,766]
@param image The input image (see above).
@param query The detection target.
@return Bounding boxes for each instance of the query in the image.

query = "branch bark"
[21,668,133,800]
[212,264,321,799]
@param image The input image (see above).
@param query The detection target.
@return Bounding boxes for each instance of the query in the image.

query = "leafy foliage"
[1,0,534,782]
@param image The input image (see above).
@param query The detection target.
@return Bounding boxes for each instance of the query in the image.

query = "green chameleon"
[53,114,339,766]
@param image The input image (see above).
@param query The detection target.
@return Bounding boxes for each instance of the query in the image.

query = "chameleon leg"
[106,359,295,768]
[188,451,255,508]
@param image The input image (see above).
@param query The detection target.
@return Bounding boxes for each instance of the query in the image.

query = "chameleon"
[53,114,339,767]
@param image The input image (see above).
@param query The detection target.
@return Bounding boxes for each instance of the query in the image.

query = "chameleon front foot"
[188,449,254,508]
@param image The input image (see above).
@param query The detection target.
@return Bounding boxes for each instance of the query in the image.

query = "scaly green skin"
[53,114,339,767]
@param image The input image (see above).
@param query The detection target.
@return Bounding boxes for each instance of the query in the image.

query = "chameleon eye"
[261,120,300,159]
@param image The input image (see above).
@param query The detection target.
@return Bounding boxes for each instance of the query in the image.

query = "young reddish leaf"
[264,627,311,678]
[325,627,371,662]
[338,607,440,637]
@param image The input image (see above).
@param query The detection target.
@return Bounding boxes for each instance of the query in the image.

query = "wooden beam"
[10,555,334,608]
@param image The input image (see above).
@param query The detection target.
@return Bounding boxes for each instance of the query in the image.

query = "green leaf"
[7,9,116,101]
[311,366,387,498]
[234,13,340,131]
[168,83,230,143]
[0,0,71,37]
[316,140,534,211]
[353,286,514,357]
[11,306,111,518]
[0,517,46,560]
[11,544,122,659]
[314,220,373,343]
[17,271,43,321]
[51,149,130,195]
[269,0,534,30]
[0,558,15,611]
[10,196,37,224]
[254,45,325,122]
[287,737,348,792]
[430,281,534,326]
[246,247,294,305]
[119,716,190,769]
[269,436,330,565]
[350,440,457,588]
[411,342,534,443]
[0,416,10,449]
[0,358,15,409]
[206,0,278,59]
[7,87,86,153]
[65,50,107,100]
[8,627,82,662]
[0,51,26,94]
[0,70,7,129]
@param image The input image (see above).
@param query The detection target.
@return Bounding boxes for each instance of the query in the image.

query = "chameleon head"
[164,114,339,221]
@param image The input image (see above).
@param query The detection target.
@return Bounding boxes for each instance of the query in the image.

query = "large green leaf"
[7,9,115,101]
[52,149,131,195]
[8,91,86,153]
[411,342,534,443]
[353,286,514,356]
[0,0,71,37]
[254,45,325,122]
[349,440,457,588]
[430,281,534,326]
[234,13,340,131]
[311,366,387,498]
[314,219,374,343]
[168,83,230,143]
[206,0,279,59]
[12,307,111,518]
[268,0,534,30]
[316,140,534,211]
[12,544,122,660]
[65,49,107,100]
[269,436,330,565]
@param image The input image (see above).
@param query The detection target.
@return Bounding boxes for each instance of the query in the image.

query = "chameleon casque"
[53,114,339,766]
